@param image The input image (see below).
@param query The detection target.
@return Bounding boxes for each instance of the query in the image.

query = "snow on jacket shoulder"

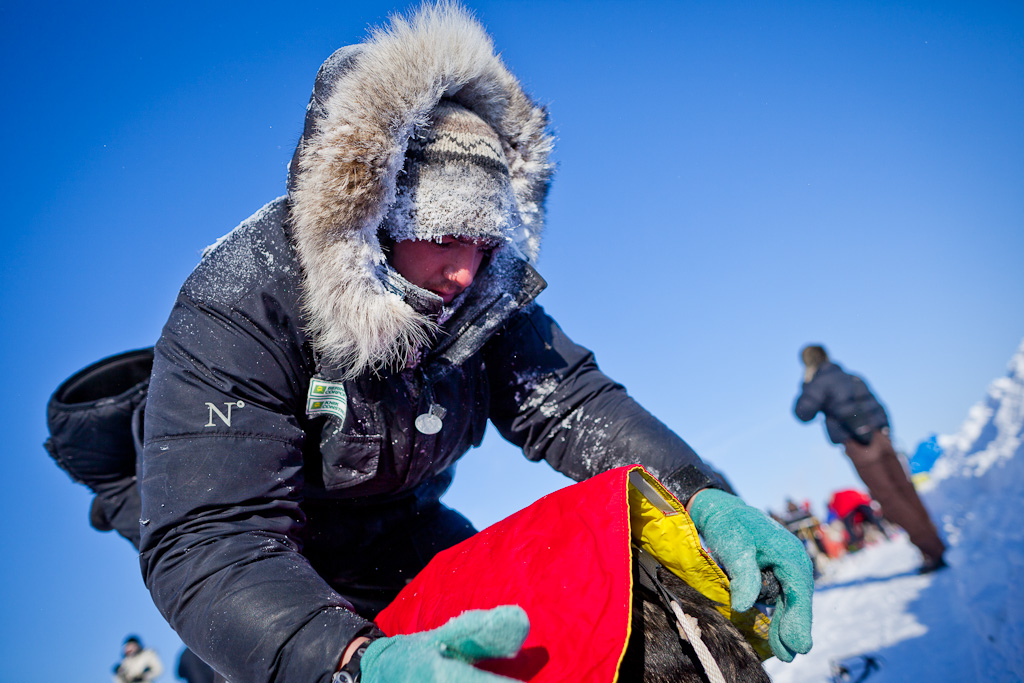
[794,362,889,445]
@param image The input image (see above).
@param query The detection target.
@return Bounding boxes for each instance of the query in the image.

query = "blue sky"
[2,1,1021,681]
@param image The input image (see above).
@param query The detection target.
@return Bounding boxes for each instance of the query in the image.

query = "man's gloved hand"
[688,488,814,662]
[360,605,529,682]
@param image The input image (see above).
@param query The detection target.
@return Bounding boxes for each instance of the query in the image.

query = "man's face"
[123,642,140,657]
[390,236,495,303]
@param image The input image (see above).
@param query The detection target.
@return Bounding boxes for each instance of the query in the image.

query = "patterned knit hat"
[382,100,519,244]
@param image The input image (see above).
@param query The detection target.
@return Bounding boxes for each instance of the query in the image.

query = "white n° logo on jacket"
[205,400,245,427]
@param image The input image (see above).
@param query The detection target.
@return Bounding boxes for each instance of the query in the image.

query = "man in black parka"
[120,5,814,681]
[793,344,946,572]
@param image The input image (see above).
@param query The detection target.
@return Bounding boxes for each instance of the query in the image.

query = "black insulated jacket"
[136,201,719,683]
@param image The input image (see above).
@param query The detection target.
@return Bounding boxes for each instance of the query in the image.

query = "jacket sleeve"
[483,304,723,504]
[793,375,826,423]
[138,293,374,683]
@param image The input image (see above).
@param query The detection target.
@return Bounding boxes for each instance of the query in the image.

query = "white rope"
[669,600,728,683]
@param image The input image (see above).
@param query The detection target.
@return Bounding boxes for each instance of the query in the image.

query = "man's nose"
[444,264,475,289]
[444,252,478,289]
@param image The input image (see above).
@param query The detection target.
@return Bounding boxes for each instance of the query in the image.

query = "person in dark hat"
[794,344,946,573]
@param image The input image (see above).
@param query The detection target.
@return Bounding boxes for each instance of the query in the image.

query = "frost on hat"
[382,100,520,243]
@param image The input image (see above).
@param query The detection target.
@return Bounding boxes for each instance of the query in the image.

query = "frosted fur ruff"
[288,2,553,378]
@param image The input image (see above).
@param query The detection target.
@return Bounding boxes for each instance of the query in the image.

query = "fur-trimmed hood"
[287,2,554,378]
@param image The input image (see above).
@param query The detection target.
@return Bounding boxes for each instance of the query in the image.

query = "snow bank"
[923,338,1024,680]
[929,337,1024,484]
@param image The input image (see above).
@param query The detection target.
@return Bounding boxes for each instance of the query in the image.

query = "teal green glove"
[361,606,529,682]
[689,488,814,662]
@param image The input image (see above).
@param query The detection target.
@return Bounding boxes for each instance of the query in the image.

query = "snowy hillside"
[929,338,1024,484]
[765,339,1024,682]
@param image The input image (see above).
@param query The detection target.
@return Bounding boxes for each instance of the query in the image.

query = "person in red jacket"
[828,489,888,551]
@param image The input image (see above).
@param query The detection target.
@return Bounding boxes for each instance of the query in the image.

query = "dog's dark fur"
[618,556,771,683]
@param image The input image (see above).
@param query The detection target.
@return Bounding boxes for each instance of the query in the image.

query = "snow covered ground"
[765,340,1024,682]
